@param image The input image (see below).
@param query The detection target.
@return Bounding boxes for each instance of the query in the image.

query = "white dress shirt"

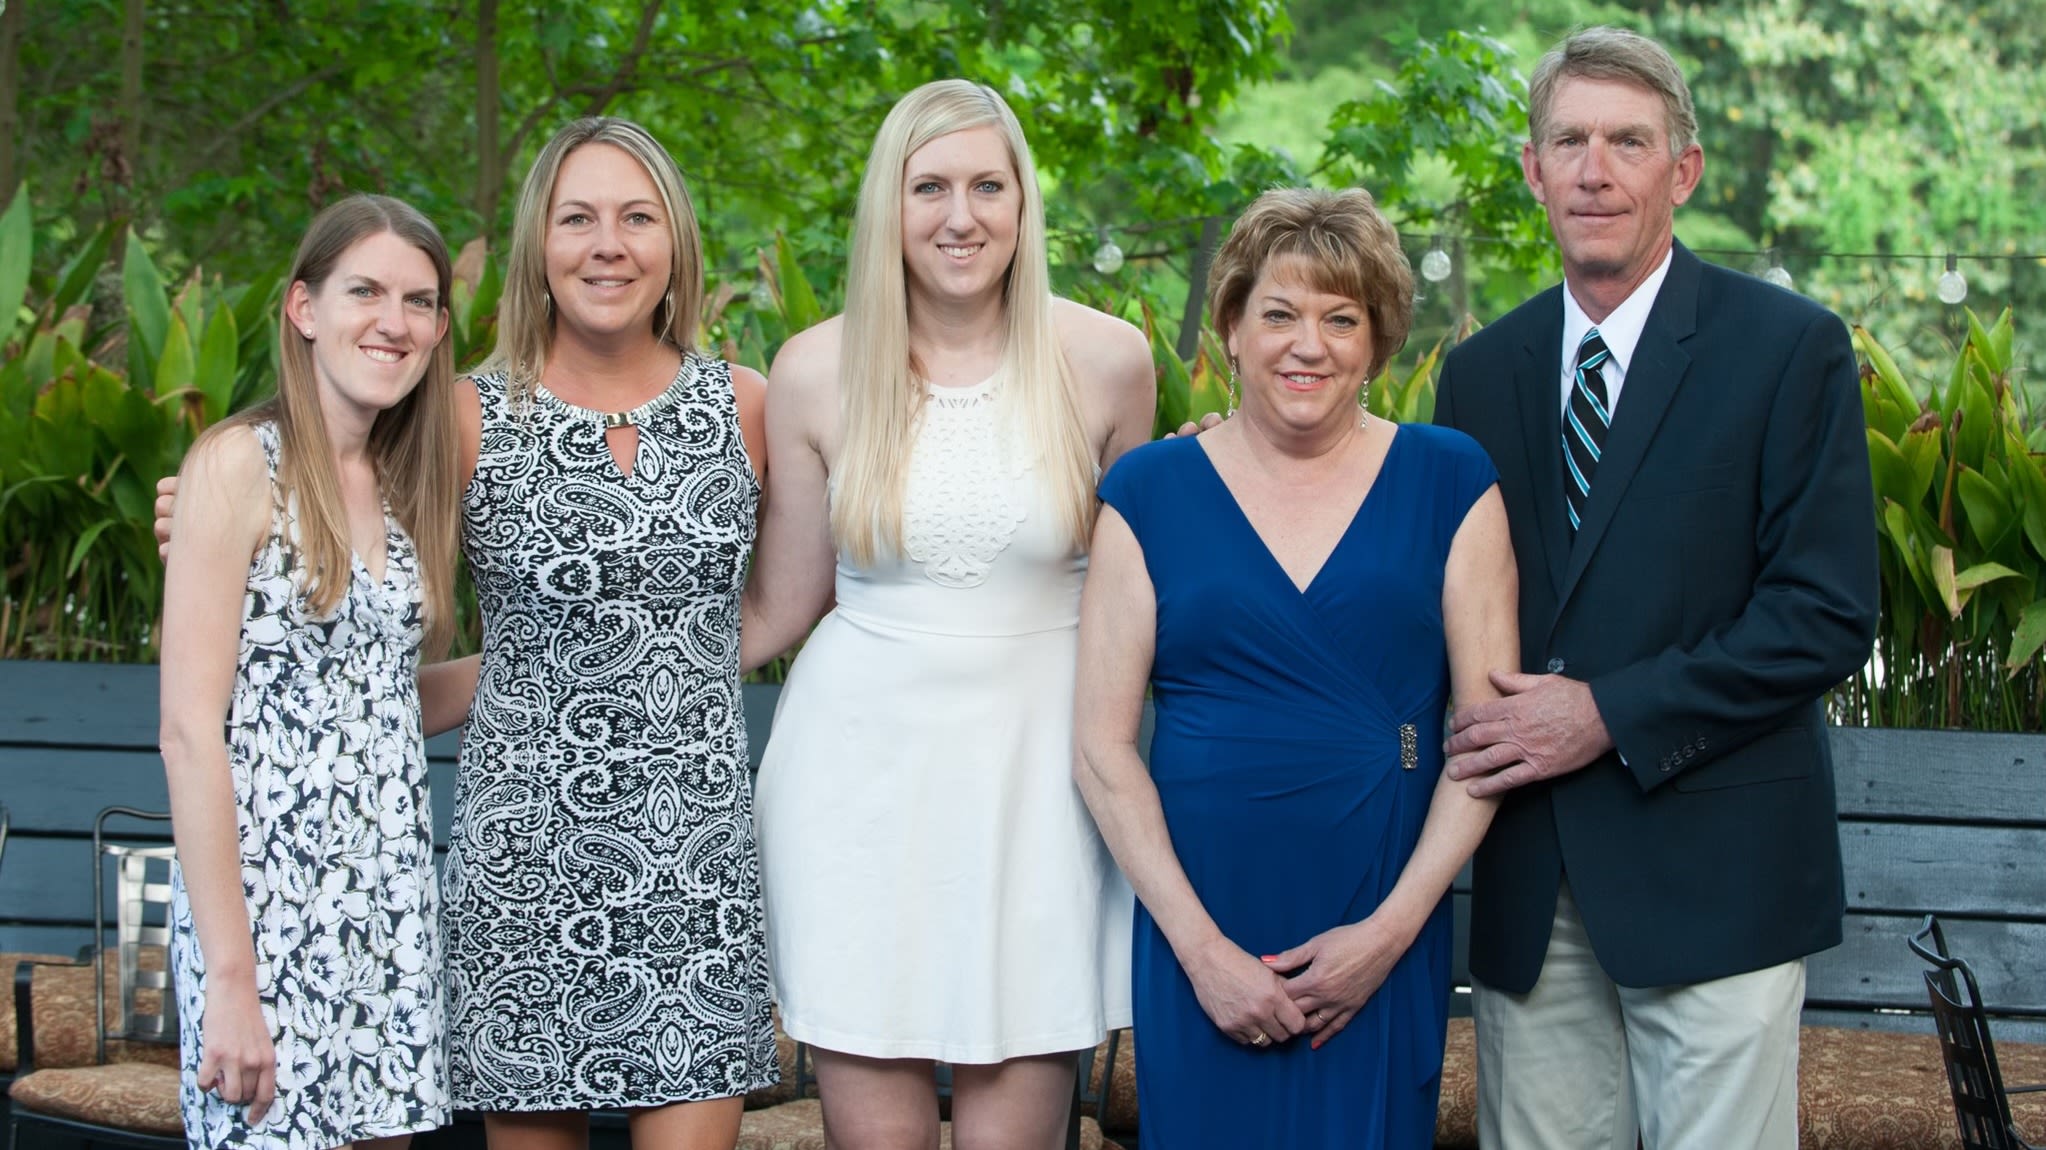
[1559,248,1674,419]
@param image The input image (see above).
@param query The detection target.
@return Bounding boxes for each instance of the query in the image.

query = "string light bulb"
[1419,238,1453,284]
[1091,232,1125,276]
[1936,253,1969,305]
[1763,249,1794,291]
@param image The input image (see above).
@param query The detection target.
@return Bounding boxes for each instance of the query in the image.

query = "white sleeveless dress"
[754,375,1133,1062]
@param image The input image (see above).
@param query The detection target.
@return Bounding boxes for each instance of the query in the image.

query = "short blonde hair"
[482,117,704,402]
[1208,187,1414,379]
[1528,27,1698,156]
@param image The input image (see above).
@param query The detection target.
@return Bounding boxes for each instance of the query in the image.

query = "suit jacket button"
[1545,657,1565,673]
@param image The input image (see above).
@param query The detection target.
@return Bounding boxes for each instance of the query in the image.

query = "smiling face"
[286,229,447,427]
[1523,75,1702,312]
[898,125,1022,308]
[1225,256,1374,434]
[543,142,674,347]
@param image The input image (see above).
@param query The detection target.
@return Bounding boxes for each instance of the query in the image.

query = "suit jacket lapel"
[1514,304,1571,600]
[1554,242,1703,615]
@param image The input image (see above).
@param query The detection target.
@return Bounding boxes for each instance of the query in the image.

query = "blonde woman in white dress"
[741,80,1155,1149]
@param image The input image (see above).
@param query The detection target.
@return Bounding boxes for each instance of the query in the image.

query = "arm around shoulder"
[740,322,841,671]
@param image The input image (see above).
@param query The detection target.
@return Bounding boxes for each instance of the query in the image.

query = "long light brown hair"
[215,194,460,655]
[479,116,705,406]
[830,80,1093,566]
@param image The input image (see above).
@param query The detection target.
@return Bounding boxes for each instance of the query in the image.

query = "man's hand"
[1444,671,1613,797]
[155,475,179,559]
[1164,411,1228,438]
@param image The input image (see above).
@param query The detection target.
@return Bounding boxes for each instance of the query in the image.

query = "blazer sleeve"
[1589,309,1879,791]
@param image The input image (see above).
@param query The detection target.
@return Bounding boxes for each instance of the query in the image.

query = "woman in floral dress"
[160,194,464,1150]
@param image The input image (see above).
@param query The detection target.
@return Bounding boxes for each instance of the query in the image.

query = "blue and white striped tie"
[1561,328,1611,533]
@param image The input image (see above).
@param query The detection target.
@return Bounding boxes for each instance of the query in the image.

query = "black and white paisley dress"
[445,355,775,1109]
[170,420,448,1150]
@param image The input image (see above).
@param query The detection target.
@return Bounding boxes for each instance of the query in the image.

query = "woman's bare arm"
[1073,505,1309,1046]
[739,322,841,671]
[158,424,278,1121]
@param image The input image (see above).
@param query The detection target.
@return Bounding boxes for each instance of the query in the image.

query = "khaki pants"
[1472,884,1805,1150]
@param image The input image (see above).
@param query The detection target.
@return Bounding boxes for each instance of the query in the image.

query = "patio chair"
[1909,914,2046,1150]
[8,806,183,1150]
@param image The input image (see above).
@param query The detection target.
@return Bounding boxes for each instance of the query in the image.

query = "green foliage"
[1317,31,1550,279]
[0,224,277,660]
[1836,310,2046,730]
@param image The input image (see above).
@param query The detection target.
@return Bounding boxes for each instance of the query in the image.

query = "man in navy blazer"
[1433,27,1878,1149]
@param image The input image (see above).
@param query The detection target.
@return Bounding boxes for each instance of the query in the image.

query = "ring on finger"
[1249,1031,1270,1047]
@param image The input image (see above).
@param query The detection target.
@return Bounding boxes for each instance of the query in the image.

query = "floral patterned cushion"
[734,1098,1120,1150]
[7,1061,184,1135]
[1438,1017,1479,1148]
[1,953,72,1071]
[1080,1028,1138,1134]
[1798,1025,2046,1150]
[2,949,180,1074]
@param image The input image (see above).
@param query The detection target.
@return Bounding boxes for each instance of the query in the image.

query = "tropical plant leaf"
[2006,599,2046,673]
[0,184,31,350]
[66,519,118,577]
[124,232,173,391]
[196,304,239,424]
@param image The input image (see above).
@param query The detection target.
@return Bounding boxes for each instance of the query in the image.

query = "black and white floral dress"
[170,420,448,1150]
[445,355,776,1109]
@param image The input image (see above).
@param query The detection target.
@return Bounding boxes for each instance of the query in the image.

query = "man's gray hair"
[1527,26,1698,156]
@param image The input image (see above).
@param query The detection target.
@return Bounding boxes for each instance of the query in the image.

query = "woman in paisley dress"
[742,80,1155,1148]
[160,194,463,1150]
[438,117,775,1150]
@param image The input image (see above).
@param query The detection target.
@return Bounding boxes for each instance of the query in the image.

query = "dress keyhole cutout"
[604,424,639,479]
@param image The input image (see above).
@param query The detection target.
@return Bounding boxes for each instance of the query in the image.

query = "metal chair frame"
[8,806,183,1150]
[1909,914,2046,1150]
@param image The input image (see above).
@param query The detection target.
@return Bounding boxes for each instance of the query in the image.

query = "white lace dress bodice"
[831,376,1087,636]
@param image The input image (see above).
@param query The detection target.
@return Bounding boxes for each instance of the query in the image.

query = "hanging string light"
[1936,253,1969,305]
[1763,248,1795,291]
[1091,230,1125,276]
[1419,237,1453,284]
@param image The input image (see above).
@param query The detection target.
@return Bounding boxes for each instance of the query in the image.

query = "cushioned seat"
[1798,1025,2046,1149]
[7,1062,182,1136]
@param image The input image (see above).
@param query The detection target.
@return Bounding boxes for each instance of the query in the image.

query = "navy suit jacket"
[1434,241,1879,991]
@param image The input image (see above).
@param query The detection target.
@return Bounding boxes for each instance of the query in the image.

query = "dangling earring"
[1225,356,1241,417]
[543,291,554,319]
[658,289,675,338]
[1358,378,1371,427]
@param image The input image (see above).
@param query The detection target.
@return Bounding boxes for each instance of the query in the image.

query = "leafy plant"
[0,192,276,660]
[1834,309,2046,729]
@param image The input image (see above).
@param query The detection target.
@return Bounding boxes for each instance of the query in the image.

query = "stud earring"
[301,327,314,339]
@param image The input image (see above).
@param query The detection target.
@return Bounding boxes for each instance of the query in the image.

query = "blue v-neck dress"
[1096,424,1497,1149]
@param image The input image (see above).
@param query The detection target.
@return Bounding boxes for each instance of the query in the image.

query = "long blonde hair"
[215,194,460,655]
[479,116,705,404]
[831,79,1094,565]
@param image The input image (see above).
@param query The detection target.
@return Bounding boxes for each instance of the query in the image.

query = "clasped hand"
[1184,917,1407,1051]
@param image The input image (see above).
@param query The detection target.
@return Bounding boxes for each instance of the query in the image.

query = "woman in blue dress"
[1074,187,1518,1147]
